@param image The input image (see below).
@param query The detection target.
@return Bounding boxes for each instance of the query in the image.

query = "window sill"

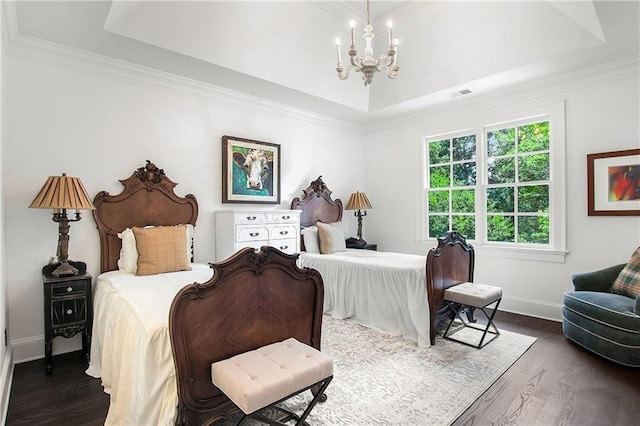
[472,244,567,263]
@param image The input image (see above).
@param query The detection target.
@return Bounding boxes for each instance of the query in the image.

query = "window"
[422,103,566,259]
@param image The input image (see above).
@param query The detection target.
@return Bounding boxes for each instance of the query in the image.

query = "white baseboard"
[500,296,563,322]
[0,345,14,426]
[12,334,82,364]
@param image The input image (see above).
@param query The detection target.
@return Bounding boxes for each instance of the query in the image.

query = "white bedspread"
[299,250,430,347]
[85,264,214,426]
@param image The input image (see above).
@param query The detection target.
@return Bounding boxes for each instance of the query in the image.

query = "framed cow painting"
[222,135,281,204]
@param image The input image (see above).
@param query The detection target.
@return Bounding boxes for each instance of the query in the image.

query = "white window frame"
[418,101,567,263]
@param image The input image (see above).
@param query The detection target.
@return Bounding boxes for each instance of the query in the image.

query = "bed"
[291,176,433,347]
[87,161,324,425]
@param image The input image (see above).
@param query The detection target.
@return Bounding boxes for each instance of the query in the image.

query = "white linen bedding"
[86,263,214,426]
[299,249,431,347]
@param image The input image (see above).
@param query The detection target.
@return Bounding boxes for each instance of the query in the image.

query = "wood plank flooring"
[6,311,640,425]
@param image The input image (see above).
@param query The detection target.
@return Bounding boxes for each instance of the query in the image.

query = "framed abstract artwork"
[222,135,281,204]
[587,148,640,216]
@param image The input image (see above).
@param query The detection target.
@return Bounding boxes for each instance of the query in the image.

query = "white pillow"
[301,226,320,253]
[117,224,195,274]
[317,221,347,254]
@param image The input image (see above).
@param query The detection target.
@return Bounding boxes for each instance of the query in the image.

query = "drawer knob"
[282,215,290,219]
[280,231,288,235]
[280,245,288,250]
[67,287,73,292]
[246,216,256,220]
[249,232,260,237]
[66,309,73,315]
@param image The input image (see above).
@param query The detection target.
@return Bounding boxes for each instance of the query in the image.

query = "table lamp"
[29,173,95,277]
[345,191,373,246]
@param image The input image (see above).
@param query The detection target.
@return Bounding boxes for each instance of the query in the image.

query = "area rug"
[215,315,536,426]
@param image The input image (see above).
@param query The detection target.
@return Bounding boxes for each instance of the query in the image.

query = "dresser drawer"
[270,225,298,240]
[236,240,268,251]
[270,238,298,254]
[269,212,299,224]
[234,213,268,224]
[236,226,269,242]
[51,282,87,297]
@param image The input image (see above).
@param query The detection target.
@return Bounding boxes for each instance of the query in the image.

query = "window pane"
[452,189,475,213]
[518,216,549,244]
[453,135,476,161]
[429,215,449,238]
[487,128,515,156]
[518,122,549,152]
[453,162,476,186]
[429,190,449,213]
[453,215,475,240]
[429,139,450,164]
[487,215,515,242]
[518,185,549,212]
[429,165,450,188]
[487,157,515,184]
[518,153,549,182]
[487,187,514,213]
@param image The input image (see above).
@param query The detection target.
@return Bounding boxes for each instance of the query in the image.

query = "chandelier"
[335,0,399,86]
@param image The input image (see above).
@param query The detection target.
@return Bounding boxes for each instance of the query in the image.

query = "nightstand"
[346,242,378,251]
[42,261,92,374]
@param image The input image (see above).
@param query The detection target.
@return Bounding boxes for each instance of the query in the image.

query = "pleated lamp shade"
[345,191,373,211]
[29,174,95,211]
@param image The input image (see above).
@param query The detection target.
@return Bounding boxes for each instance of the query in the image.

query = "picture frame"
[587,148,640,216]
[222,135,281,204]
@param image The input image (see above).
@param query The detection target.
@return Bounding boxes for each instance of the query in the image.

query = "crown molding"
[366,55,640,134]
[1,5,365,135]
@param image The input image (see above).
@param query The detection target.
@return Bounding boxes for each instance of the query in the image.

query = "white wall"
[4,50,364,363]
[363,58,640,321]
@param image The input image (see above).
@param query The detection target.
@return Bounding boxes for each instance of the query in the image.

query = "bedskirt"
[299,250,430,347]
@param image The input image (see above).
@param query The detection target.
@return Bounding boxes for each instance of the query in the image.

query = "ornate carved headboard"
[291,176,343,227]
[92,160,199,273]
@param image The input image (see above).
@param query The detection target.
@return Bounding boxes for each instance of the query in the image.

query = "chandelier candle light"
[335,0,399,86]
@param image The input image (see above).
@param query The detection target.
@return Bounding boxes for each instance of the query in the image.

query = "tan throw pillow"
[133,225,191,276]
[317,221,347,254]
[611,246,640,298]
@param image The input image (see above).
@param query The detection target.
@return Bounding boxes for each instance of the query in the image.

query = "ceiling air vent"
[449,89,472,98]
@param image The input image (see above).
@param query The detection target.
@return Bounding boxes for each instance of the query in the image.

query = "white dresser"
[214,210,301,261]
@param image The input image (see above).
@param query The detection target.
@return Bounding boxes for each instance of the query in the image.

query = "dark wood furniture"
[426,231,475,345]
[92,161,324,425]
[346,242,377,251]
[42,260,92,374]
[92,160,198,273]
[169,246,325,425]
[291,176,443,345]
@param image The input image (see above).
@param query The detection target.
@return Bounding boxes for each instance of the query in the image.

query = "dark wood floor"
[6,311,640,425]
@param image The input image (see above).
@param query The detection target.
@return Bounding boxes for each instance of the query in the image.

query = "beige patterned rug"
[214,315,536,426]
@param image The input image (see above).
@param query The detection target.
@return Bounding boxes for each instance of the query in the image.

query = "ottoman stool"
[211,338,333,426]
[443,282,502,348]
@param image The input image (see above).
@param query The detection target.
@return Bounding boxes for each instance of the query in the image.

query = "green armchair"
[562,264,640,367]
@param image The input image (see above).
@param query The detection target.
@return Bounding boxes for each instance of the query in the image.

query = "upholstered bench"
[443,282,502,348]
[211,338,333,426]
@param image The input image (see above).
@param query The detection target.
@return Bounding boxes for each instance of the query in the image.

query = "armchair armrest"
[635,294,640,315]
[571,263,626,292]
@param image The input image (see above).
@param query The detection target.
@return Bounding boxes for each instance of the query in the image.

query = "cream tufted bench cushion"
[444,282,502,307]
[211,338,333,416]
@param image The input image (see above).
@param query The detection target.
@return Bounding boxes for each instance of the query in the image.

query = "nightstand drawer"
[51,282,87,297]
[51,297,87,326]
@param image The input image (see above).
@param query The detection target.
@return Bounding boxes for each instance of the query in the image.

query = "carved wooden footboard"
[169,247,325,425]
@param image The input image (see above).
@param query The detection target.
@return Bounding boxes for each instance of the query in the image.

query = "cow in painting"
[232,149,273,195]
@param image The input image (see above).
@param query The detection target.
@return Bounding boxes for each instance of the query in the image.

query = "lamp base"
[346,237,367,247]
[51,261,79,277]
